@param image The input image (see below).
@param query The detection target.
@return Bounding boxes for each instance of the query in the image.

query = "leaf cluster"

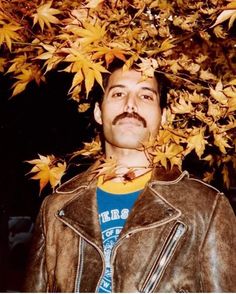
[1,0,236,191]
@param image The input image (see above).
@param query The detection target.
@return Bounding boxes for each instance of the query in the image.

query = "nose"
[124,93,137,113]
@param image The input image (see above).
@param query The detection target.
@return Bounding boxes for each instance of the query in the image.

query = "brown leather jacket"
[23,166,236,292]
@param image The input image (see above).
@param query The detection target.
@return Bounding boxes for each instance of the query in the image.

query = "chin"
[113,137,146,149]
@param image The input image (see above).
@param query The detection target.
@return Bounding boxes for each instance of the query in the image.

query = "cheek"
[146,109,161,126]
[101,103,120,122]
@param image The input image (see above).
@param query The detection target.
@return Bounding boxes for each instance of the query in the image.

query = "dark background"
[0,72,94,291]
[0,72,235,291]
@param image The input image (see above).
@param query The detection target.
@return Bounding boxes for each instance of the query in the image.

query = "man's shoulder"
[151,168,224,209]
[42,167,94,209]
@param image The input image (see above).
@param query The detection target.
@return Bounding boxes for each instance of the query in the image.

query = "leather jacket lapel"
[56,179,103,251]
[120,183,181,238]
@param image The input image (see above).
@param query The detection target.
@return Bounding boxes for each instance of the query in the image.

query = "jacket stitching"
[198,193,220,292]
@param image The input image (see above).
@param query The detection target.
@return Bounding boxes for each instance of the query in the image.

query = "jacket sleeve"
[200,193,236,292]
[22,199,48,292]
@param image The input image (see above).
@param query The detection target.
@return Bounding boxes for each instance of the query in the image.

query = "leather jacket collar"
[55,164,188,252]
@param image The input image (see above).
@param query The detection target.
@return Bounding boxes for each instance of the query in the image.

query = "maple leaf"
[213,132,232,154]
[147,38,176,55]
[0,57,6,72]
[78,103,90,112]
[64,49,108,96]
[210,9,236,30]
[199,69,217,81]
[0,23,22,51]
[85,0,104,9]
[203,170,215,183]
[185,127,208,158]
[157,128,186,145]
[152,143,184,169]
[137,58,159,78]
[49,162,67,190]
[32,1,61,32]
[72,22,106,46]
[213,25,228,39]
[6,55,28,74]
[207,99,225,120]
[71,138,102,159]
[27,154,66,193]
[92,46,127,67]
[210,81,228,104]
[171,97,194,114]
[11,68,34,97]
[89,157,119,182]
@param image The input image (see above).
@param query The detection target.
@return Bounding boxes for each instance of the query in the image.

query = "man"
[24,64,236,292]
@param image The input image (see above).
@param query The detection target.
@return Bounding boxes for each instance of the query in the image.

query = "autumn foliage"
[1,0,236,192]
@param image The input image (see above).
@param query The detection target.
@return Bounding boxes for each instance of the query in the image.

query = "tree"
[1,0,236,192]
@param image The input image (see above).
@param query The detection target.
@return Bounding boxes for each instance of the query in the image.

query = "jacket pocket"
[140,222,187,293]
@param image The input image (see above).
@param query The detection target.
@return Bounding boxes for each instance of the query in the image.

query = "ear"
[94,102,103,125]
[161,108,167,125]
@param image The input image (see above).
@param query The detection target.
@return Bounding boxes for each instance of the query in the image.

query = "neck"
[105,142,151,170]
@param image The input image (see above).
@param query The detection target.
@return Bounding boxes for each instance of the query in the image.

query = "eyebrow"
[107,85,158,95]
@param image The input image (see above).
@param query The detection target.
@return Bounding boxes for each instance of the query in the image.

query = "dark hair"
[90,59,169,110]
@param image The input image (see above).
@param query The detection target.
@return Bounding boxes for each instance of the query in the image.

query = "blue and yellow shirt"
[96,171,151,293]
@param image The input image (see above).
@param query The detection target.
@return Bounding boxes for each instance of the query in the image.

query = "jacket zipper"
[141,222,186,293]
[75,238,85,292]
[56,216,105,293]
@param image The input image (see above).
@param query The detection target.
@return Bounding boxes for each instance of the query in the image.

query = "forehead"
[105,68,158,91]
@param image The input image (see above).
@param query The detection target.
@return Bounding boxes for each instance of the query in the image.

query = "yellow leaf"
[152,143,184,169]
[0,23,22,51]
[11,69,34,97]
[213,133,232,153]
[210,81,228,104]
[207,100,225,120]
[7,55,27,74]
[226,0,236,9]
[89,157,119,182]
[203,170,215,183]
[69,70,84,94]
[171,97,193,114]
[185,127,207,158]
[33,1,61,32]
[26,154,66,193]
[213,25,228,38]
[227,78,236,86]
[49,162,67,190]
[137,58,158,78]
[0,57,6,72]
[199,69,217,81]
[64,49,108,96]
[92,46,127,66]
[31,167,50,193]
[78,103,90,112]
[85,0,104,8]
[147,38,176,55]
[210,9,236,30]
[73,22,106,46]
[71,138,102,159]
[157,129,186,145]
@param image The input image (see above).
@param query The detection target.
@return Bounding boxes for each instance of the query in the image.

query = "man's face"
[94,68,162,150]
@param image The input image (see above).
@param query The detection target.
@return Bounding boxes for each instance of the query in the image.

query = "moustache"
[112,112,147,127]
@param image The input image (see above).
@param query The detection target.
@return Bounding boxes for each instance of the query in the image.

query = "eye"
[140,94,153,101]
[112,91,126,98]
